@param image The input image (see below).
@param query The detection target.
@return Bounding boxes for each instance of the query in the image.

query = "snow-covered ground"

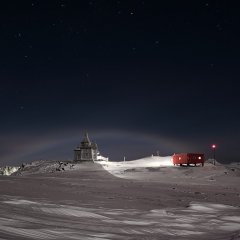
[0,159,239,239]
[98,156,173,177]
[0,196,239,240]
[97,156,240,185]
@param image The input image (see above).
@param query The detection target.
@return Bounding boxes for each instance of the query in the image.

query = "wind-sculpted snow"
[0,196,239,240]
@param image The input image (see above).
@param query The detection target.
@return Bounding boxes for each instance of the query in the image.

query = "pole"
[213,148,216,165]
[212,144,216,165]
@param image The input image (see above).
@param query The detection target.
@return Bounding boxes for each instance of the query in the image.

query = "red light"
[212,144,216,149]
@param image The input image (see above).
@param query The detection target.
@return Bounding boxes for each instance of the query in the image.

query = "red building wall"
[172,153,205,166]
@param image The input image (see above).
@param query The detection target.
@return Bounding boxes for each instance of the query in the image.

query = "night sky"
[1,1,239,166]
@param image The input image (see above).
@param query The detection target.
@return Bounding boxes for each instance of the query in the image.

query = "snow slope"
[98,156,173,177]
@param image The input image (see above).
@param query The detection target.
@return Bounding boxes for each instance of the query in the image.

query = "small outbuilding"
[172,153,205,167]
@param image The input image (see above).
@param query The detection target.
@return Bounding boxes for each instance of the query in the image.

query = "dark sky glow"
[0,1,239,165]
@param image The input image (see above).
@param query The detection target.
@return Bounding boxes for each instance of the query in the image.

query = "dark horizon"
[0,128,236,166]
[0,1,239,166]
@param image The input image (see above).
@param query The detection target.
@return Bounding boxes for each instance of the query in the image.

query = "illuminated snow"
[98,156,173,177]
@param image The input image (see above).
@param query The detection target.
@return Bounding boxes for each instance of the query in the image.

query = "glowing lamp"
[212,144,216,149]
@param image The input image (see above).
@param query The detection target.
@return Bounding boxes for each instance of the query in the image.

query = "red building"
[172,153,205,167]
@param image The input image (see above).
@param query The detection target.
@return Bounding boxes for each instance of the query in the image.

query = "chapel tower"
[73,132,98,162]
